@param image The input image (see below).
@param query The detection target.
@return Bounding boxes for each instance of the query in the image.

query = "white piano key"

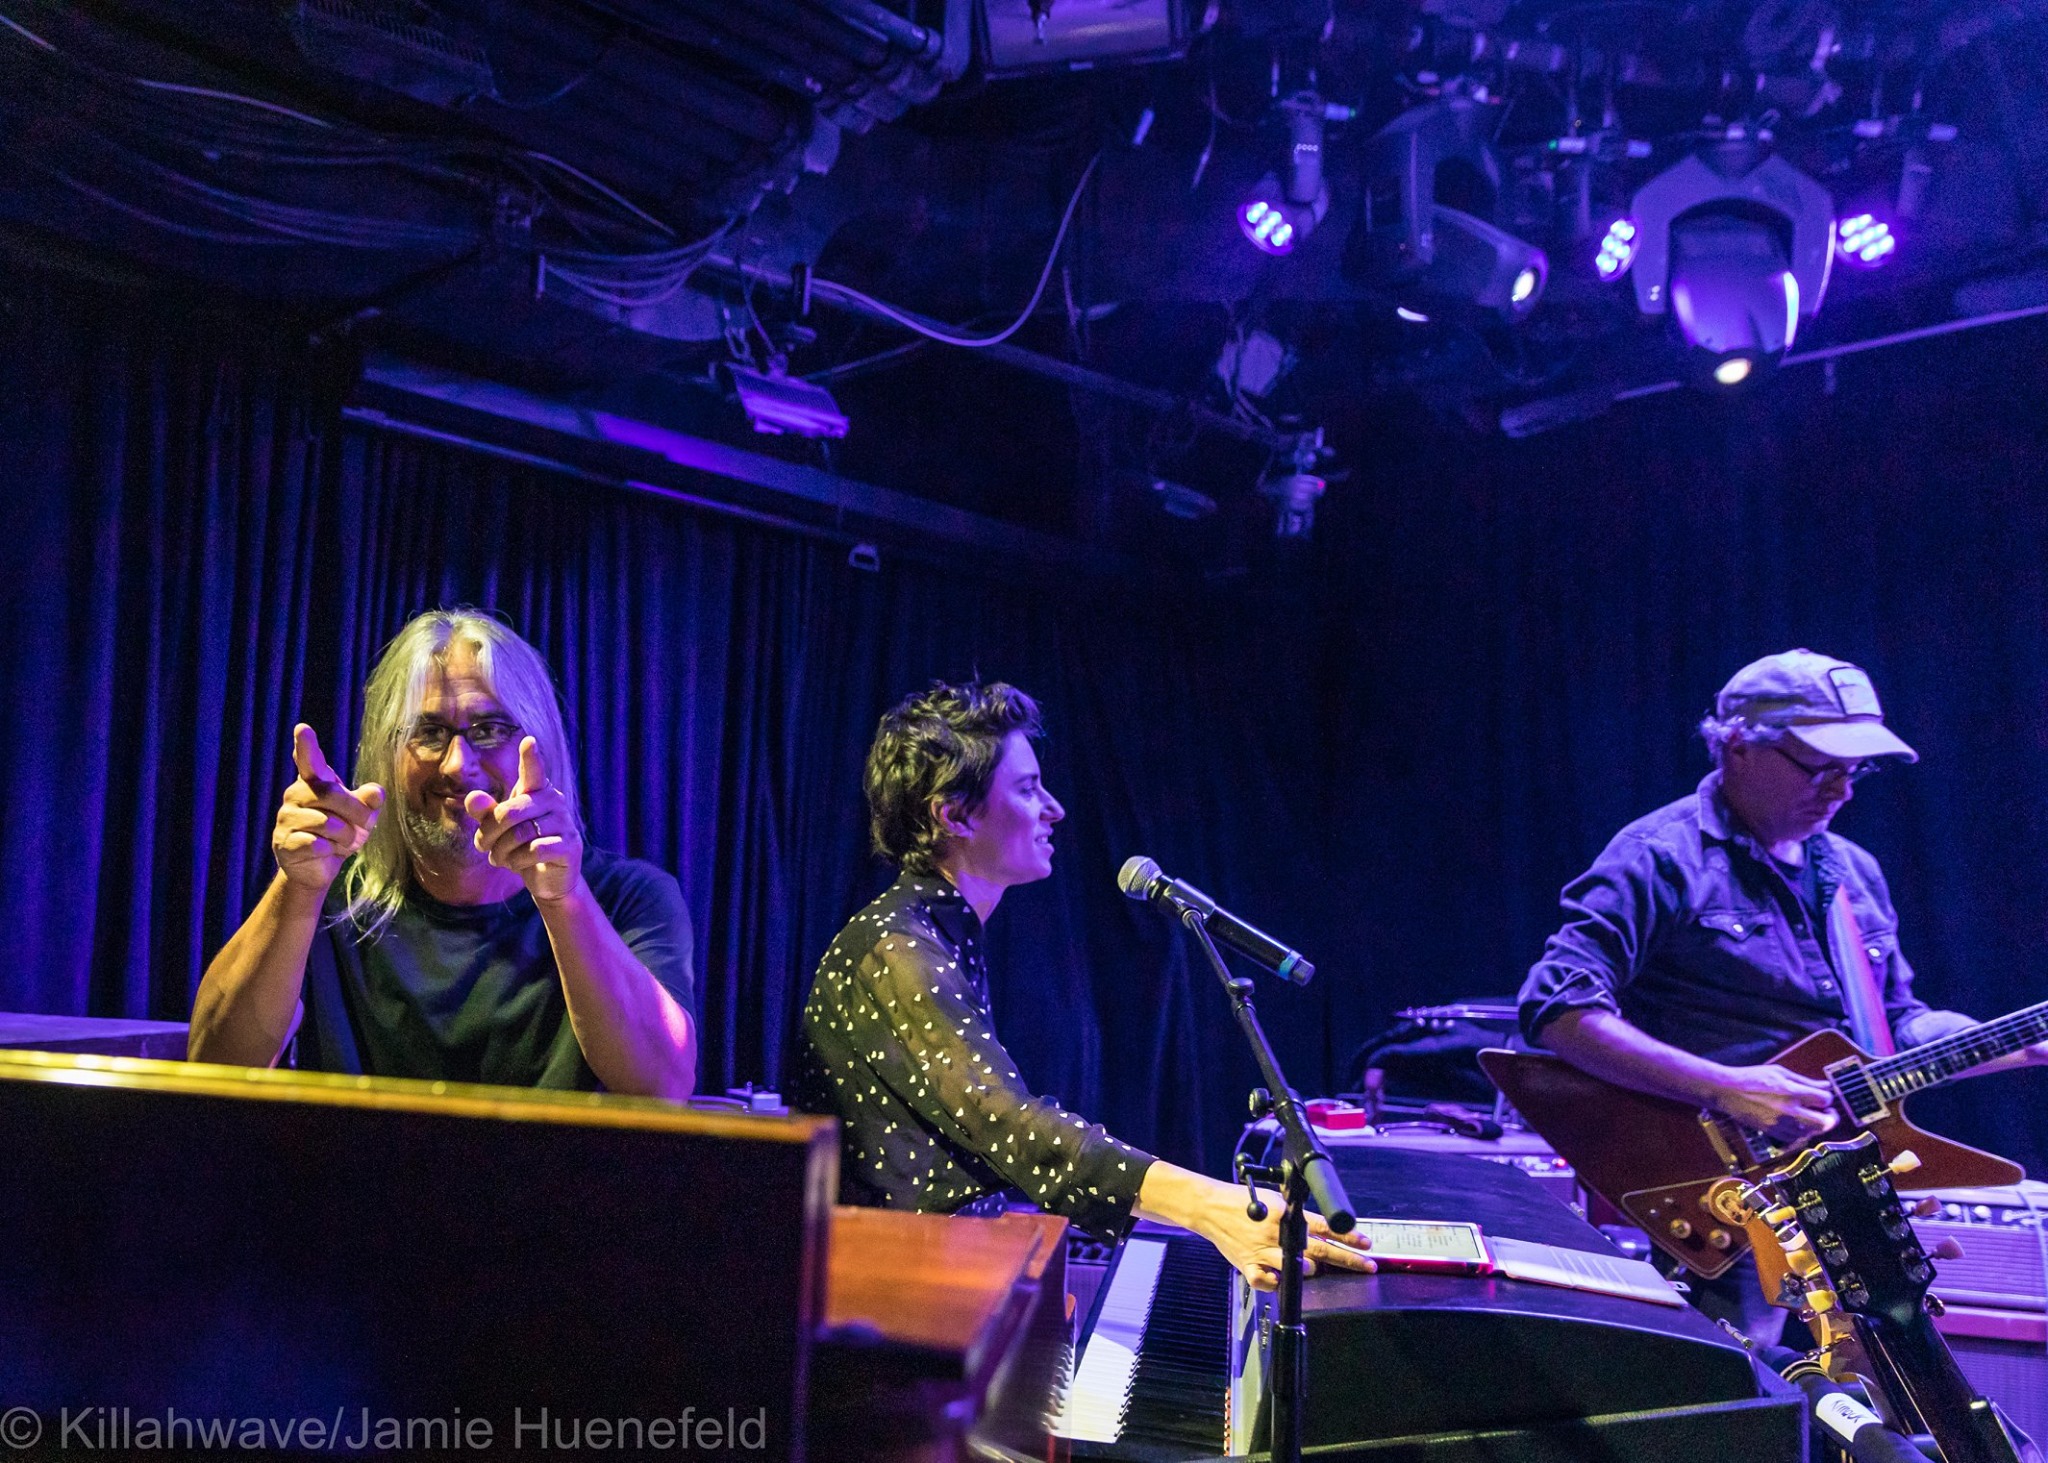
[1051,1236,1168,1442]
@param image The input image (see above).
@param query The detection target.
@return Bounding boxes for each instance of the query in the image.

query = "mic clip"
[1236,1154,1274,1221]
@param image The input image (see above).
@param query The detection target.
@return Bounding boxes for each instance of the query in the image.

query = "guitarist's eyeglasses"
[1769,741,1881,786]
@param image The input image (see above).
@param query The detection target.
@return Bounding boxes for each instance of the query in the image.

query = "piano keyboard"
[1054,1236,1166,1441]
[1054,1228,1230,1458]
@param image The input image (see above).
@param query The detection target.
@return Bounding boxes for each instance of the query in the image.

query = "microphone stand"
[1178,908,1355,1463]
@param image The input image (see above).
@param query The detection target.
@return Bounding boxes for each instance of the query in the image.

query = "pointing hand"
[465,737,583,904]
[273,724,384,893]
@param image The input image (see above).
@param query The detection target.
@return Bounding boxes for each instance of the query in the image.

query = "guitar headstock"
[1761,1132,1935,1331]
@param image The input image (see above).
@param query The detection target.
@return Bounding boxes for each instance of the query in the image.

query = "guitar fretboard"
[1861,999,2048,1103]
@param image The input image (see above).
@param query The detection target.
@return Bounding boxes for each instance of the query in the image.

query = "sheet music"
[1488,1235,1686,1306]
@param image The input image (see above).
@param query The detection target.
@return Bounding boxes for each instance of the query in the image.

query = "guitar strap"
[1828,885,1897,1056]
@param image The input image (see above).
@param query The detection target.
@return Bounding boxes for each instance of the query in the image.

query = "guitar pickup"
[1823,1057,1890,1123]
[1697,1110,1751,1171]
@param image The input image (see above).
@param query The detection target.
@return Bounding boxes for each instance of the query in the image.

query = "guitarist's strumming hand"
[1710,1063,1839,1141]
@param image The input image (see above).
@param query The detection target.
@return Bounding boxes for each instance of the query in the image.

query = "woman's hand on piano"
[1136,1163,1374,1292]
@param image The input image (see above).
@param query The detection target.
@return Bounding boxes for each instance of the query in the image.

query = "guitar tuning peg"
[1910,1197,1941,1218]
[1784,1242,1824,1279]
[1887,1149,1922,1177]
[1929,1237,1965,1261]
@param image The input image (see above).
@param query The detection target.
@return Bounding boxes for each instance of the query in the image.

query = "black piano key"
[1115,1233,1231,1456]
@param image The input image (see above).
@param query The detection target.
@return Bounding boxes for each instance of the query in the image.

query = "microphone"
[1755,1349,1938,1463]
[1118,856,1316,986]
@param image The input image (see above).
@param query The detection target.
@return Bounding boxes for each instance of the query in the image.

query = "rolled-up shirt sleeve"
[848,928,1154,1235]
[1519,831,1682,1046]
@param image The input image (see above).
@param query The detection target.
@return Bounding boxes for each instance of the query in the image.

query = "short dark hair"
[865,681,1044,873]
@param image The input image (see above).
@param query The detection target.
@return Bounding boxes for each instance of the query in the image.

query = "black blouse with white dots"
[795,872,1155,1237]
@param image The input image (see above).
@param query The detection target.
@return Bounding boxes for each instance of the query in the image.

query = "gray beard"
[403,807,484,865]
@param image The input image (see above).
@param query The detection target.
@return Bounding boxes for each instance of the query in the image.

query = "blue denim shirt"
[1519,771,1946,1067]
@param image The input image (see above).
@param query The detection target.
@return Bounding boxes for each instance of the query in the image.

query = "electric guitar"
[1476,999,2047,1278]
[1737,1132,2027,1463]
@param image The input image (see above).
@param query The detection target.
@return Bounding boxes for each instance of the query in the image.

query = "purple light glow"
[1240,195,1299,256]
[1239,170,1312,257]
[1835,213,1896,268]
[1595,218,1638,280]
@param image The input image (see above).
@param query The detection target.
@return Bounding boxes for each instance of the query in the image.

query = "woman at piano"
[795,680,1371,1291]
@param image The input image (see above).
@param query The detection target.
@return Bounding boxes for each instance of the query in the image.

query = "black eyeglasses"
[1769,741,1881,786]
[406,717,522,758]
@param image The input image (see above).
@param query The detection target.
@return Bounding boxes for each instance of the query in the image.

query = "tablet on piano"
[1350,1217,1492,1275]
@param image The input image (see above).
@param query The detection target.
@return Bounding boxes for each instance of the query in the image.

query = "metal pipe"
[1610,301,2048,403]
[702,252,1304,454]
[351,357,1130,574]
[808,0,943,61]
[1781,300,2048,366]
[583,1,847,102]
[342,407,854,545]
[668,0,890,71]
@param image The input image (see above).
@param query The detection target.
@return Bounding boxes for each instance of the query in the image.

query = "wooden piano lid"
[816,1208,1070,1460]
[825,1207,1066,1368]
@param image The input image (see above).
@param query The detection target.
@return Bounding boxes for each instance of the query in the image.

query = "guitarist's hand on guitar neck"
[1541,1007,1838,1141]
[1708,1063,1840,1141]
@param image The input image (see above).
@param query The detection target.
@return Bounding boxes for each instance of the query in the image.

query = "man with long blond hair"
[192,610,696,1098]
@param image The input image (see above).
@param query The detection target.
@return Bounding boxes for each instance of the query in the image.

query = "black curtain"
[1306,325,2048,1179]
[0,273,1333,1178]
[5,270,2046,1182]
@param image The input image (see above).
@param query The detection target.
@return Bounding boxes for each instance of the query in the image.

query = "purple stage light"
[1238,163,1326,257]
[1240,178,1300,256]
[1835,213,1896,267]
[1594,218,1638,280]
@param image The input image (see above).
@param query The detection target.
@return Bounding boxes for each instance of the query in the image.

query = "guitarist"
[1517,649,2048,1342]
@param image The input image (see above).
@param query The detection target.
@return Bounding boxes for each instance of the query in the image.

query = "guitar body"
[1478,1040,2025,1280]
[1770,1029,2027,1189]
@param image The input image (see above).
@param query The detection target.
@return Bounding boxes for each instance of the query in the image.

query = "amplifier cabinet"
[1289,1120,1582,1208]
[1913,1179,2048,1443]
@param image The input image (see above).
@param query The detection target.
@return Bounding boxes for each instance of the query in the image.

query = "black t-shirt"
[298,849,694,1090]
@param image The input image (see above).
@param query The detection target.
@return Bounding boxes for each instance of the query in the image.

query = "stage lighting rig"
[1257,429,1331,539]
[1346,96,1549,317]
[981,0,1208,75]
[1626,140,1835,387]
[1238,94,1354,257]
[1834,213,1896,267]
[727,361,849,438]
[1594,218,1638,280]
